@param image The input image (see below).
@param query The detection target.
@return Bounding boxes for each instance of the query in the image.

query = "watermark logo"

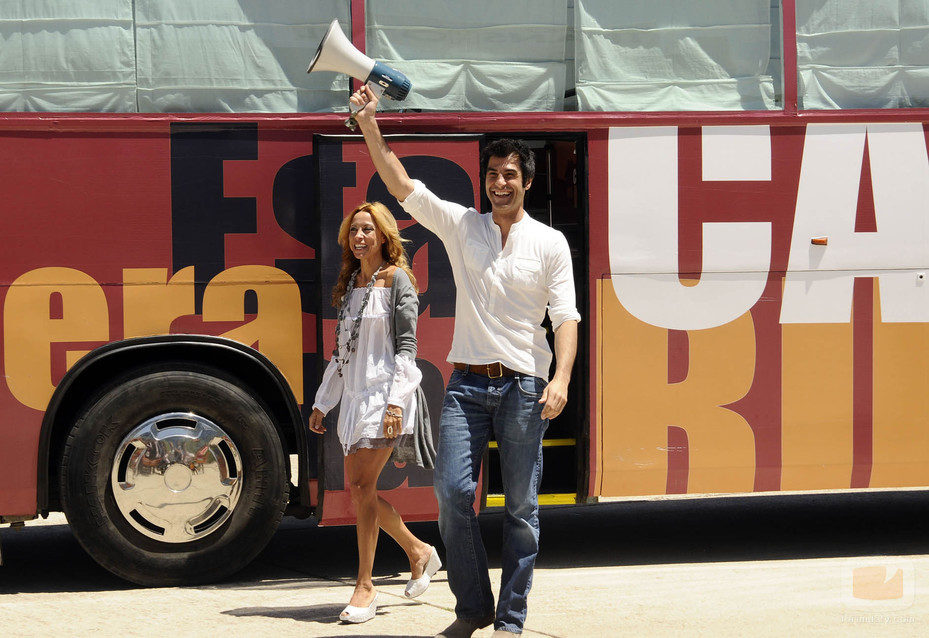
[842,559,915,612]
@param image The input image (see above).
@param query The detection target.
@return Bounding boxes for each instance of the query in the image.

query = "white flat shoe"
[405,545,442,598]
[339,593,378,623]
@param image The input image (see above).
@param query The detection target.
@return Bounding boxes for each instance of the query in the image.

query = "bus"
[1,1,928,585]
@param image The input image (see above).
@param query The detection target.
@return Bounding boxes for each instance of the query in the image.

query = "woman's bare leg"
[345,447,393,607]
[376,496,433,578]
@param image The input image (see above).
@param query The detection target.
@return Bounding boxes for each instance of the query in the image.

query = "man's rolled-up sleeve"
[546,234,581,330]
[399,179,467,242]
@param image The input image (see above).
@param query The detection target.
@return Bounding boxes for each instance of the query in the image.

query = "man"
[351,86,580,637]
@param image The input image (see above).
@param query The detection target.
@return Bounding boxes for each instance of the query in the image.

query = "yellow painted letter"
[4,268,109,410]
[599,281,757,496]
[123,267,195,337]
[202,266,303,402]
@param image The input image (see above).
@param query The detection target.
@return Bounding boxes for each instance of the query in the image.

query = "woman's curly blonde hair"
[331,201,418,308]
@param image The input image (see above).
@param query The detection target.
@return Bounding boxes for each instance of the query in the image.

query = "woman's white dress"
[312,287,422,456]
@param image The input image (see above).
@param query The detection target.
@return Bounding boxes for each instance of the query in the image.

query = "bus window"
[0,2,135,112]
[575,0,783,111]
[0,1,351,113]
[364,0,569,112]
[135,1,350,113]
[796,0,929,109]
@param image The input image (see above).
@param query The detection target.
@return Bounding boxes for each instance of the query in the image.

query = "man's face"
[485,153,531,216]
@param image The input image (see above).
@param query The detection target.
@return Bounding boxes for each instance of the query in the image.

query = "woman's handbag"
[388,268,436,469]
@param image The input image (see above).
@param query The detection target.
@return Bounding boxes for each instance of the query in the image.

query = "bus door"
[481,135,589,510]
[314,134,482,525]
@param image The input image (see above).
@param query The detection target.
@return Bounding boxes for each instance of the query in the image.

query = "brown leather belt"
[453,362,516,378]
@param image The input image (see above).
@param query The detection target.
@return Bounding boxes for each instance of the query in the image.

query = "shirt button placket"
[487,258,499,313]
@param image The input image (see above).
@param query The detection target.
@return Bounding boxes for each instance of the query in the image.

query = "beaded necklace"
[334,265,382,377]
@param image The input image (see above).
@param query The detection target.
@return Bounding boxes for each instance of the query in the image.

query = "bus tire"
[59,368,289,586]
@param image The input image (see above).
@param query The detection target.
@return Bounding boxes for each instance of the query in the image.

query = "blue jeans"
[434,369,548,634]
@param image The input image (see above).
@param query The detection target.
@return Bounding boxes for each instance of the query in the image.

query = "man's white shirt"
[400,179,581,380]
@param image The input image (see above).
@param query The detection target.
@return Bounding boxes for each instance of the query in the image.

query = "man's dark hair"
[480,138,535,186]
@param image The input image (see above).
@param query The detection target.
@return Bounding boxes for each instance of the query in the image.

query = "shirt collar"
[486,210,529,234]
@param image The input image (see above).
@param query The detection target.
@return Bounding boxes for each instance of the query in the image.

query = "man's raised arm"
[351,86,414,202]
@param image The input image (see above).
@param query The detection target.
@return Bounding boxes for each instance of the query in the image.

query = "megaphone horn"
[307,19,411,103]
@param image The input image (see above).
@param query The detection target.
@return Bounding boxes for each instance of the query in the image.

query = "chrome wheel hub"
[110,412,243,543]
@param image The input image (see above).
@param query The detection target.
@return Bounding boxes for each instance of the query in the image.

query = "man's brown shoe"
[434,615,494,638]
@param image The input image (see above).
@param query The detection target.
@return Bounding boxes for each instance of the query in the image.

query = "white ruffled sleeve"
[387,353,422,406]
[312,356,344,415]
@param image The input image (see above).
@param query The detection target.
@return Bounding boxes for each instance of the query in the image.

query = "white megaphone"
[307,19,411,128]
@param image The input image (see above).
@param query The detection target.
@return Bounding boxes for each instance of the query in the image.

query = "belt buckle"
[488,362,503,379]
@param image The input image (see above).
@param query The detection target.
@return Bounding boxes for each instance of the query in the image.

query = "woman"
[308,201,440,623]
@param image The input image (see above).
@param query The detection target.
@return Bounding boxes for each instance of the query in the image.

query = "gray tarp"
[797,0,929,109]
[0,0,348,112]
[575,0,777,111]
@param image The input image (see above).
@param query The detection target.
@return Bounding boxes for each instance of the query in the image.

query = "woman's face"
[348,211,386,262]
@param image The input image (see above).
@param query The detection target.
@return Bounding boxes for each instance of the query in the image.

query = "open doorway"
[481,134,589,507]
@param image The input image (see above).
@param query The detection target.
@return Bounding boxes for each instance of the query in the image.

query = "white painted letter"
[781,123,929,323]
[608,126,772,330]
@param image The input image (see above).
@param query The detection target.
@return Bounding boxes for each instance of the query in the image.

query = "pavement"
[2,492,929,636]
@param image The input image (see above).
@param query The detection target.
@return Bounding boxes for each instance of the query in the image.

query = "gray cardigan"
[387,268,436,469]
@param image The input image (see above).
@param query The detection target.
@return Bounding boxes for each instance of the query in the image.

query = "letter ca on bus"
[607,122,929,331]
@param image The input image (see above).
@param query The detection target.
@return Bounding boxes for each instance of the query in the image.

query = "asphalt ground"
[1,490,928,636]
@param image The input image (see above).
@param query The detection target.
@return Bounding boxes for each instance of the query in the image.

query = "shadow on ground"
[262,490,929,576]
[532,490,929,568]
[3,490,928,594]
[222,598,420,623]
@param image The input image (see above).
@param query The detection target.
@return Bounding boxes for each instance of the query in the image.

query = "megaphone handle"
[345,82,387,130]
